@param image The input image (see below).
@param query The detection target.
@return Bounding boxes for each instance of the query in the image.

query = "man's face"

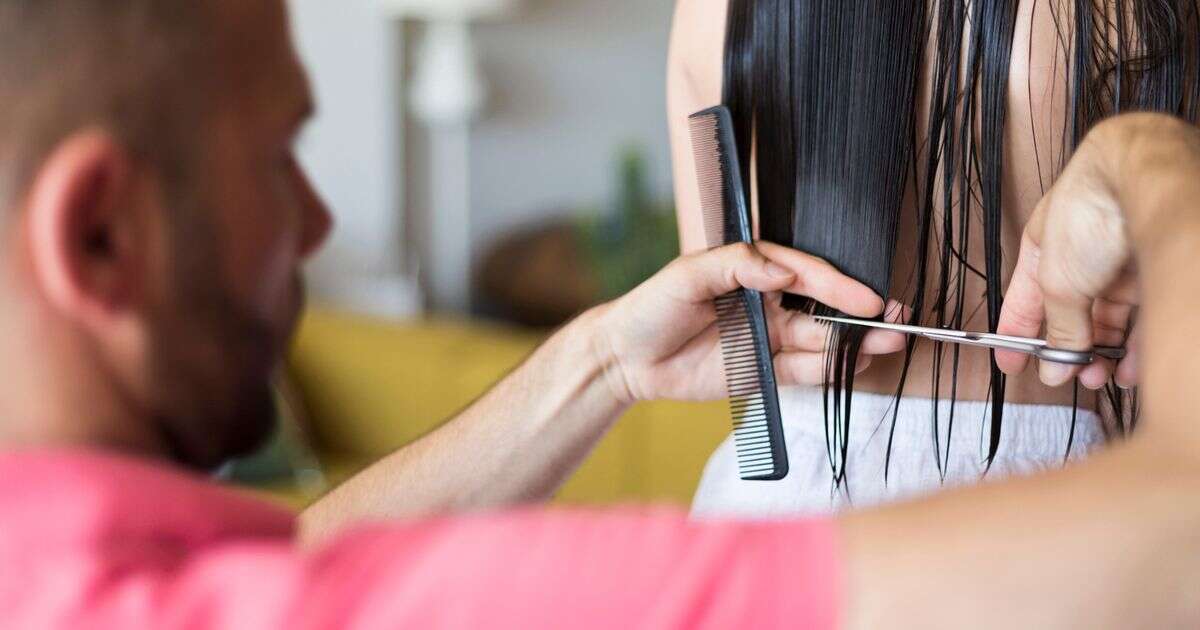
[148,0,331,467]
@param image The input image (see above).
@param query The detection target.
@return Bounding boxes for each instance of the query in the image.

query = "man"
[1,1,1198,627]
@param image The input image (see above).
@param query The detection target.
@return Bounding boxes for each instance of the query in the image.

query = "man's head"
[0,0,331,468]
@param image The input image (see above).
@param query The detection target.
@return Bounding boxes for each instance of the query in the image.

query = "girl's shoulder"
[668,0,726,105]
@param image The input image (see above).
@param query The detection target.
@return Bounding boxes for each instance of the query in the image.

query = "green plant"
[575,146,679,301]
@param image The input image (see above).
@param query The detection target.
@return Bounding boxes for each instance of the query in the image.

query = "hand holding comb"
[688,105,788,481]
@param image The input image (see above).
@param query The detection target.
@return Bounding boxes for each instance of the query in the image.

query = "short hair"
[0,1,214,206]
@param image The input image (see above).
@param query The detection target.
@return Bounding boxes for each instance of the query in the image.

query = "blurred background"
[235,0,733,508]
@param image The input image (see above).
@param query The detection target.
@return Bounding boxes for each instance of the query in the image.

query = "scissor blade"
[813,314,1116,364]
[812,315,970,340]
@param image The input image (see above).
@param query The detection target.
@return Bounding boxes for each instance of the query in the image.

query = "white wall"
[469,0,676,249]
[288,0,419,315]
[287,0,676,315]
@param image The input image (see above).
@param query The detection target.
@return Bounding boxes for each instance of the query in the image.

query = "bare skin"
[298,241,895,541]
[668,0,1143,407]
[0,0,331,468]
[842,113,1200,629]
[3,1,1200,625]
[303,112,1200,627]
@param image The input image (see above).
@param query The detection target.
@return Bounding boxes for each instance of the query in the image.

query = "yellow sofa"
[285,307,731,506]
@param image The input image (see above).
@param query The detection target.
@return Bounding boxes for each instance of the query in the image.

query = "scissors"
[813,315,1127,366]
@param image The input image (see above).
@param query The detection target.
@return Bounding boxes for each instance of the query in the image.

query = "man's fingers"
[1074,301,1134,389]
[772,309,831,352]
[770,299,908,354]
[659,243,796,304]
[775,350,873,386]
[763,289,783,310]
[772,300,906,384]
[1115,326,1140,389]
[1103,271,1139,306]
[1115,351,1138,389]
[1092,298,1133,347]
[996,231,1046,375]
[1039,279,1094,386]
[662,242,884,316]
[1078,358,1113,390]
[862,329,907,355]
[861,301,909,354]
[756,242,885,318]
[774,351,828,385]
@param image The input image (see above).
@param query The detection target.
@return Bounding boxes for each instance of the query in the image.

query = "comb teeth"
[714,293,778,478]
[689,105,788,481]
[688,111,732,250]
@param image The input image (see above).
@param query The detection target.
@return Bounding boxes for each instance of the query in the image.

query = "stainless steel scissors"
[813,315,1127,366]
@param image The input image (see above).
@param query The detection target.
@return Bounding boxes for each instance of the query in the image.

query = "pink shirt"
[0,450,840,629]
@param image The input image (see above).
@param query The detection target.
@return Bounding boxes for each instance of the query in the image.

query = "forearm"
[842,113,1200,628]
[841,437,1200,628]
[297,238,856,544]
[843,252,1200,628]
[1108,113,1200,443]
[299,307,628,545]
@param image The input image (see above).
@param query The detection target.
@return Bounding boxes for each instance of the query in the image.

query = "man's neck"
[0,378,169,461]
[0,319,168,461]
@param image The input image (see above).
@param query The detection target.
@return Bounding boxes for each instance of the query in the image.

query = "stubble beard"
[146,193,283,470]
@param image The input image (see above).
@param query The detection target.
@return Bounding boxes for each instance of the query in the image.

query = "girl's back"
[668,0,1186,515]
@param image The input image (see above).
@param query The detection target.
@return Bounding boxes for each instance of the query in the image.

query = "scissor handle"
[1034,345,1127,365]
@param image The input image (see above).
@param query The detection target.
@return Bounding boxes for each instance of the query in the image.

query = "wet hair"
[722,0,1198,489]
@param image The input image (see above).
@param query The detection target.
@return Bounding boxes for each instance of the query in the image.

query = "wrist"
[577,301,638,407]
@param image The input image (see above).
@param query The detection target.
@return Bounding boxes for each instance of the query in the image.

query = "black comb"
[688,105,788,481]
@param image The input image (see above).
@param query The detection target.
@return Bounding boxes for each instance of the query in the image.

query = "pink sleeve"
[50,509,841,629]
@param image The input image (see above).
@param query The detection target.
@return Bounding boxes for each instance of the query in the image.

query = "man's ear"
[26,130,145,326]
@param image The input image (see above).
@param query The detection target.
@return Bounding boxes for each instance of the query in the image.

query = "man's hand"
[303,240,906,537]
[994,114,1200,389]
[591,241,906,403]
[996,123,1140,388]
[845,115,1200,629]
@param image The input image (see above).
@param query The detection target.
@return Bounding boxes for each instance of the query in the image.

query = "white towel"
[691,385,1104,519]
